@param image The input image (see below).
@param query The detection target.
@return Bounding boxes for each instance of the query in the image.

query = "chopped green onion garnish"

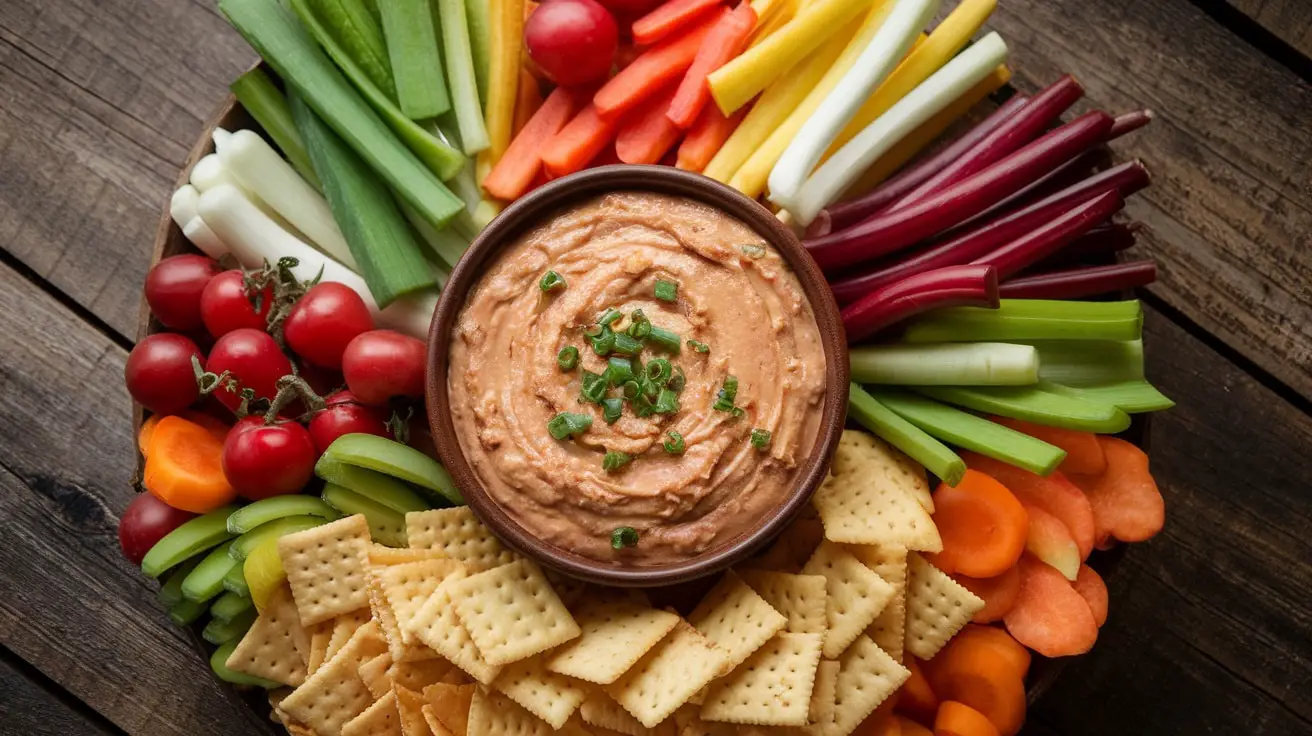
[599,307,623,327]
[584,324,604,338]
[687,339,710,353]
[654,389,680,414]
[557,346,579,372]
[606,357,635,386]
[668,366,686,393]
[602,451,632,473]
[731,407,746,418]
[539,270,566,292]
[645,359,672,386]
[632,393,656,418]
[612,333,643,356]
[622,381,641,400]
[654,280,678,302]
[750,428,771,449]
[602,397,624,424]
[547,412,592,439]
[628,310,652,340]
[591,329,616,356]
[741,244,766,259]
[611,526,639,549]
[714,375,739,412]
[663,431,685,454]
[648,326,682,353]
[580,371,608,404]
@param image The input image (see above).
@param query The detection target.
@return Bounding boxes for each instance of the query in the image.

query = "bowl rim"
[425,164,851,587]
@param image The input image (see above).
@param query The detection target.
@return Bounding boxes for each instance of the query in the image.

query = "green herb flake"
[611,526,639,549]
[654,279,678,302]
[740,244,767,259]
[602,451,633,473]
[547,412,592,440]
[750,428,771,449]
[539,270,566,292]
[687,339,710,354]
[663,431,686,455]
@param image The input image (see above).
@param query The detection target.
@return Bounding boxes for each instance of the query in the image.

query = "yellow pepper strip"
[477,0,523,184]
[728,0,894,198]
[707,0,874,115]
[822,0,996,162]
[703,21,859,183]
[747,0,799,48]
[846,64,1010,196]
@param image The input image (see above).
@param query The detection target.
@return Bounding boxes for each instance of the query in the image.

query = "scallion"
[850,343,1039,386]
[632,393,656,417]
[648,326,682,353]
[603,452,633,473]
[602,397,624,424]
[645,359,672,386]
[599,308,623,327]
[1026,340,1145,386]
[740,244,766,259]
[557,346,579,371]
[750,428,772,449]
[547,412,592,439]
[848,383,965,486]
[580,371,607,404]
[654,389,680,414]
[714,375,740,412]
[628,310,652,340]
[611,526,639,549]
[612,333,643,356]
[229,68,323,190]
[687,339,710,353]
[668,366,686,393]
[591,329,616,356]
[901,299,1144,343]
[663,431,685,454]
[622,381,641,400]
[539,270,566,292]
[606,357,635,385]
[654,279,678,302]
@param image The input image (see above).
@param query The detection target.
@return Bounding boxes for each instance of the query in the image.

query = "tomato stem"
[265,374,327,423]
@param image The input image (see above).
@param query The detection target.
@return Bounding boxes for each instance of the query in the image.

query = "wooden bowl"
[424,165,851,588]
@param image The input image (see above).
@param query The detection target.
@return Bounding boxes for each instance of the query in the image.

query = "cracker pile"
[228,430,983,735]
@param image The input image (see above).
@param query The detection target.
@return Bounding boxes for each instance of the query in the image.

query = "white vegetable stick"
[767,0,939,216]
[790,32,1008,223]
[182,216,229,260]
[170,185,201,229]
[211,127,235,151]
[197,185,431,339]
[219,130,358,271]
[189,153,241,193]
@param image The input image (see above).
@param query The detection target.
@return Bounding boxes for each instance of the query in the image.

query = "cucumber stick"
[230,68,323,191]
[292,91,437,307]
[378,0,450,120]
[157,558,202,608]
[181,540,240,603]
[463,0,491,106]
[913,385,1132,433]
[168,597,208,627]
[438,0,490,153]
[306,0,395,97]
[325,433,463,505]
[221,0,464,229]
[849,383,965,486]
[223,564,250,597]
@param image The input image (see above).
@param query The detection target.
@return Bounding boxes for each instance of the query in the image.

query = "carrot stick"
[595,10,723,120]
[667,2,757,128]
[1072,563,1108,627]
[614,85,683,164]
[143,416,236,514]
[929,469,1028,578]
[952,566,1021,624]
[898,716,934,736]
[1070,436,1164,545]
[542,103,622,178]
[898,657,940,726]
[631,0,724,46]
[478,0,525,182]
[1003,554,1098,659]
[962,452,1097,561]
[990,417,1105,476]
[677,102,748,171]
[935,701,1000,736]
[486,86,587,200]
[923,626,1029,736]
[512,69,544,137]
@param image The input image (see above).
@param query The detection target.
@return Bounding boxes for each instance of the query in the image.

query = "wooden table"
[0,0,1308,733]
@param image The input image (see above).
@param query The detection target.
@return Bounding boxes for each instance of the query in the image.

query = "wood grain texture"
[0,653,114,736]
[1226,0,1312,56]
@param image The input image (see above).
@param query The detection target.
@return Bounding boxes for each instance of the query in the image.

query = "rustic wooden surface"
[0,1,1308,734]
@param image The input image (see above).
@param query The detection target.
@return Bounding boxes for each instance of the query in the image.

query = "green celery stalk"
[202,607,258,645]
[902,300,1143,343]
[1042,379,1175,413]
[291,91,438,306]
[209,590,254,622]
[437,0,490,153]
[849,383,965,486]
[399,198,468,268]
[362,0,382,24]
[850,343,1038,386]
[230,68,323,191]
[1023,339,1144,386]
[867,388,1067,476]
[463,0,491,107]
[306,0,395,97]
[912,385,1132,433]
[377,0,451,119]
[221,0,464,227]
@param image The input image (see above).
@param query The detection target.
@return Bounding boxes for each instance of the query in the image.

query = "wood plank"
[0,261,269,735]
[974,0,1312,401]
[1027,309,1312,734]
[0,651,115,736]
[1226,0,1312,57]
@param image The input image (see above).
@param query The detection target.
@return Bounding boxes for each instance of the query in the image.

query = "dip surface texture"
[448,192,826,566]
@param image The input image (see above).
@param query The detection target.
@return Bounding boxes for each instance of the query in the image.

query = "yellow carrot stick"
[846,64,1010,196]
[747,0,799,48]
[707,0,874,115]
[477,0,524,184]
[728,0,894,198]
[703,20,859,182]
[823,0,996,161]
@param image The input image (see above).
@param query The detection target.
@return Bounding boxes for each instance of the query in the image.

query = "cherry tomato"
[284,283,375,369]
[525,0,618,86]
[207,329,293,413]
[125,333,205,415]
[144,255,220,331]
[118,492,197,566]
[595,0,663,17]
[200,270,273,338]
[308,391,392,455]
[222,416,317,500]
[342,330,427,406]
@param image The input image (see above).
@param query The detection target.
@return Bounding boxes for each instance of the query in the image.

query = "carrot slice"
[142,416,236,514]
[595,11,723,120]
[898,657,940,726]
[991,417,1106,475]
[138,415,161,457]
[1069,436,1164,545]
[542,103,622,178]
[857,698,902,736]
[487,86,587,200]
[1024,505,1081,581]
[923,627,1027,736]
[616,83,684,164]
[1072,563,1109,627]
[512,69,544,137]
[899,716,935,736]
[632,0,724,46]
[676,102,747,171]
[927,624,1031,683]
[935,701,1000,736]
[1003,554,1098,658]
[929,469,1029,578]
[963,453,1096,560]
[667,2,756,128]
[952,567,1021,624]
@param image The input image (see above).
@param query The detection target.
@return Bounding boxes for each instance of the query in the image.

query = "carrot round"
[142,416,236,513]
[182,409,231,445]
[677,102,747,171]
[1003,554,1098,658]
[138,415,161,457]
[542,103,621,178]
[487,86,586,200]
[897,657,940,725]
[953,566,1021,624]
[924,644,1025,736]
[595,11,722,120]
[1072,563,1109,627]
[1070,436,1164,545]
[963,453,1096,560]
[990,416,1106,475]
[929,469,1028,578]
[928,625,1031,684]
[615,84,684,164]
[935,701,1000,736]
[631,0,724,46]
[1024,505,1081,580]
[899,716,935,736]
[858,698,902,736]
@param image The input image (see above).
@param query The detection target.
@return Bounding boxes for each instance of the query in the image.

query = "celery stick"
[849,383,965,486]
[292,91,437,306]
[209,590,254,622]
[464,0,491,107]
[400,198,468,269]
[315,454,432,513]
[378,0,451,119]
[222,564,250,597]
[203,607,257,645]
[1042,379,1175,413]
[230,68,323,190]
[438,0,490,153]
[902,300,1143,343]
[222,0,465,226]
[321,484,409,546]
[157,558,202,608]
[306,0,395,97]
[168,597,207,627]
[1025,339,1145,386]
[913,385,1132,433]
[325,433,464,505]
[867,388,1067,475]
[851,343,1038,386]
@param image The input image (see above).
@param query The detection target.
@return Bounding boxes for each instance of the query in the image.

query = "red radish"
[308,391,392,455]
[841,264,998,343]
[524,0,619,86]
[1069,436,1165,545]
[200,270,272,338]
[221,416,317,500]
[118,492,197,566]
[1004,554,1099,657]
[962,452,1097,560]
[125,334,206,416]
[1000,260,1157,300]
[284,282,375,369]
[595,0,663,17]
[1023,505,1081,580]
[953,567,1022,624]
[206,329,294,413]
[1072,564,1109,627]
[144,254,220,331]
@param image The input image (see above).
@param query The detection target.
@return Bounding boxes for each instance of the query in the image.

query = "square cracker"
[827,636,909,736]
[372,544,449,566]
[360,652,395,699]
[407,571,503,684]
[423,704,458,736]
[745,514,825,574]
[327,609,376,665]
[700,632,823,726]
[801,541,896,658]
[606,620,730,728]
[226,583,308,687]
[406,508,517,571]
[687,571,787,671]
[376,558,464,660]
[737,570,828,635]
[904,553,984,661]
[806,660,840,732]
[280,514,373,626]
[850,545,908,663]
[423,683,475,736]
[579,690,670,736]
[307,622,332,675]
[280,620,390,735]
[812,431,941,552]
[392,659,456,693]
[342,691,403,736]
[467,686,552,736]
[394,684,433,736]
[545,598,681,685]
[493,654,587,728]
[449,559,580,666]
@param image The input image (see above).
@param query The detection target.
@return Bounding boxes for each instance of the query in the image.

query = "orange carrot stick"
[616,84,684,164]
[487,86,587,200]
[142,416,236,514]
[1070,436,1164,545]
[923,627,1028,736]
[595,11,723,120]
[929,469,1029,578]
[1003,554,1099,659]
[677,102,747,171]
[898,716,934,736]
[963,452,1097,561]
[512,69,544,137]
[952,566,1021,624]
[666,2,756,128]
[1072,563,1109,627]
[991,417,1106,476]
[898,657,940,726]
[631,0,724,46]
[542,103,622,178]
[935,701,1001,736]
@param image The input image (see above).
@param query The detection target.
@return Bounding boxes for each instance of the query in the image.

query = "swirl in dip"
[448,192,826,566]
